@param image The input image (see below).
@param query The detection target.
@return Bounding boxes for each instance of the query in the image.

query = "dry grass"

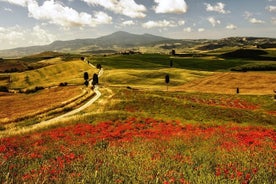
[9,59,97,89]
[173,72,276,95]
[103,68,212,90]
[0,86,83,123]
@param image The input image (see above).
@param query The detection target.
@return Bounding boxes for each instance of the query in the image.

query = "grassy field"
[9,58,96,90]
[91,54,251,71]
[0,52,275,183]
[175,72,276,94]
[0,86,83,124]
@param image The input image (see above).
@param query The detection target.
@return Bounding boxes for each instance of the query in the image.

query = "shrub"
[0,86,8,92]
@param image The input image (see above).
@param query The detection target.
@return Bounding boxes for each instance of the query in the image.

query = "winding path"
[0,63,103,137]
[39,66,103,124]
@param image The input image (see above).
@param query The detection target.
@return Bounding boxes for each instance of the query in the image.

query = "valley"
[0,33,275,183]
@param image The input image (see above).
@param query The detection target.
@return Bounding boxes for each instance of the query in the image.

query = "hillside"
[0,31,174,58]
[0,31,275,58]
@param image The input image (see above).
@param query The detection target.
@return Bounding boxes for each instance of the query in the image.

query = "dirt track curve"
[0,64,103,137]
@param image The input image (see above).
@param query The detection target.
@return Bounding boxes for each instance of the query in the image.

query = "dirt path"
[0,65,104,137]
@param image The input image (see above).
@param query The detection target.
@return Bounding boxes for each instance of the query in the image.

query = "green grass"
[9,59,97,89]
[80,87,276,126]
[91,54,253,71]
[101,68,211,89]
[1,52,276,183]
[230,61,276,71]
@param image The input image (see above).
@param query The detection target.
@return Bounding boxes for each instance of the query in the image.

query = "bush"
[230,63,276,72]
[59,82,68,87]
[0,86,8,92]
[24,86,44,94]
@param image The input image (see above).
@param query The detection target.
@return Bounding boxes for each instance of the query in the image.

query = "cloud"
[249,18,265,24]
[205,2,230,14]
[142,20,177,29]
[226,24,237,30]
[30,25,56,45]
[0,0,30,7]
[82,0,146,18]
[208,17,221,27]
[183,27,192,32]
[4,7,13,12]
[243,11,253,19]
[92,11,113,25]
[243,11,265,24]
[0,0,112,27]
[153,0,188,14]
[28,1,112,27]
[178,20,185,25]
[122,20,135,26]
[266,5,276,12]
[0,25,55,49]
[0,26,25,48]
[198,28,205,32]
[271,17,276,24]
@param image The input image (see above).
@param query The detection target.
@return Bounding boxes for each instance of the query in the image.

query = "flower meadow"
[0,118,275,183]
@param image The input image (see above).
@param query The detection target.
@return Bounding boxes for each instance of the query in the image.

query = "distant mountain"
[0,31,174,58]
[196,37,276,50]
[0,31,275,58]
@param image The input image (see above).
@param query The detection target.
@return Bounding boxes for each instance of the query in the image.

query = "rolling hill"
[0,31,174,58]
[0,31,275,58]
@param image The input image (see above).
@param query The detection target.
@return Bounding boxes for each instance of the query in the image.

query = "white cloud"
[226,24,237,30]
[271,17,276,24]
[142,20,177,29]
[153,0,188,14]
[82,0,146,18]
[183,27,192,32]
[208,17,221,27]
[0,25,55,49]
[198,28,205,32]
[266,5,276,12]
[0,0,112,27]
[28,1,112,27]
[92,11,113,25]
[178,20,185,25]
[30,25,56,45]
[244,11,253,19]
[205,2,230,14]
[249,18,265,24]
[0,0,30,7]
[4,7,12,12]
[122,20,135,26]
[243,11,265,24]
[0,26,25,48]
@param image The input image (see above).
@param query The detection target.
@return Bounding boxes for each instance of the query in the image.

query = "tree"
[84,80,89,87]
[171,50,176,56]
[92,73,99,86]
[170,60,173,67]
[81,57,85,61]
[84,72,89,81]
[96,64,102,69]
[165,74,170,91]
[84,72,89,86]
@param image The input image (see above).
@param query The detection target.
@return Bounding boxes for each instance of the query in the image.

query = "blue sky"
[0,0,275,50]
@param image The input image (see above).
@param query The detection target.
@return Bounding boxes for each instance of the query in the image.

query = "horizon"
[0,0,275,50]
[1,30,276,52]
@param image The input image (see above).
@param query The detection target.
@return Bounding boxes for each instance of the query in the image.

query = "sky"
[0,0,275,50]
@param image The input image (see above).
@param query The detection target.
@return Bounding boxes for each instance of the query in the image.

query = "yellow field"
[174,72,276,95]
[0,86,84,124]
[9,58,97,89]
[102,68,212,90]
